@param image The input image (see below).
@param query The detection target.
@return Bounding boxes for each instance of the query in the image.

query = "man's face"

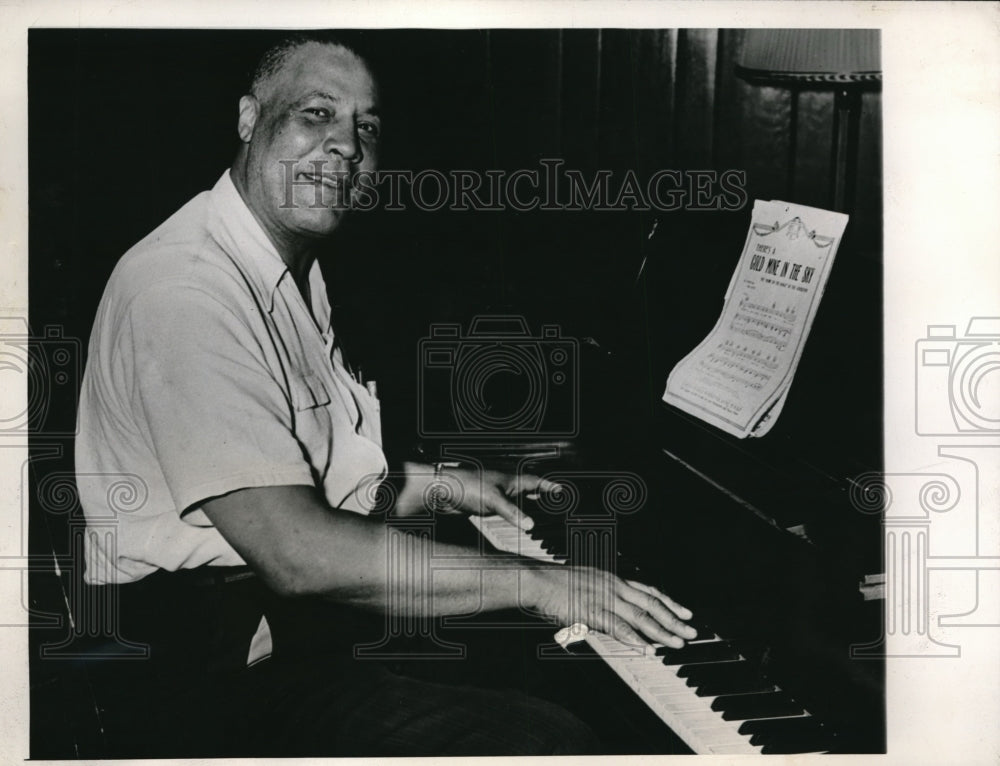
[238,42,380,246]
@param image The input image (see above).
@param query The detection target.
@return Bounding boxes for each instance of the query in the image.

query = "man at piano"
[74,32,697,757]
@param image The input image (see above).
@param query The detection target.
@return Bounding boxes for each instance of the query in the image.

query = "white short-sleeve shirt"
[76,170,388,585]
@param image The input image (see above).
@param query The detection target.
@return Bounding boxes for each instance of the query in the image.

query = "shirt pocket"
[288,371,331,411]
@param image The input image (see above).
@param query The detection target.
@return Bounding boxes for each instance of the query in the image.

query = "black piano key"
[540,540,569,558]
[739,717,831,748]
[680,661,777,696]
[690,622,716,642]
[754,734,832,752]
[658,641,740,666]
[532,513,568,529]
[541,532,571,558]
[527,520,564,541]
[696,676,777,697]
[711,692,804,720]
[526,519,562,536]
[677,659,747,681]
[739,717,823,735]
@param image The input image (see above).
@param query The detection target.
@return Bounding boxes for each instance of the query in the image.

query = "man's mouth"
[297,171,350,191]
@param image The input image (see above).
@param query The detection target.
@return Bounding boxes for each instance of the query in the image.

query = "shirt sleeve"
[121,278,316,514]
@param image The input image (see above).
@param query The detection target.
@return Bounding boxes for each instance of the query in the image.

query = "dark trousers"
[84,568,597,758]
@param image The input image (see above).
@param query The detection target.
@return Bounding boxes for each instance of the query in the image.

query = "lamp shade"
[737,29,881,84]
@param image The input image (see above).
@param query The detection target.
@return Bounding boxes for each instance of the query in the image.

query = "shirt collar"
[208,169,330,320]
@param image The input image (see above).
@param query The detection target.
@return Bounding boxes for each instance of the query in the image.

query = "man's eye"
[358,121,381,139]
[304,108,330,119]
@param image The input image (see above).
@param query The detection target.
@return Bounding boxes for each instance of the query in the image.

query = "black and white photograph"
[3,2,998,763]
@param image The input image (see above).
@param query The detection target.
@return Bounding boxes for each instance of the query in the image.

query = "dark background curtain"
[29,27,882,453]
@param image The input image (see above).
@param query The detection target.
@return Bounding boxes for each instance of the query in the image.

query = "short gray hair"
[248,31,372,101]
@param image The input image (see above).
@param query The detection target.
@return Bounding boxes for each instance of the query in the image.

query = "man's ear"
[237,95,260,143]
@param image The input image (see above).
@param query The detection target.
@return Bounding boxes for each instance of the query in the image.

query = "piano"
[459,431,885,755]
[444,307,885,756]
[472,488,883,755]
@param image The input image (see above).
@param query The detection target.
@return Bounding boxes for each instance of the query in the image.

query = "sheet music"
[663,200,849,438]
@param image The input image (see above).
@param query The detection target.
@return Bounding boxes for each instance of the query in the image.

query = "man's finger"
[625,579,693,621]
[535,477,563,494]
[600,612,651,650]
[482,494,534,531]
[621,599,689,647]
[617,583,697,641]
[509,473,563,498]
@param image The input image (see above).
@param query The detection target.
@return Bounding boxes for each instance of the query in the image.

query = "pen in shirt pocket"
[356,366,379,403]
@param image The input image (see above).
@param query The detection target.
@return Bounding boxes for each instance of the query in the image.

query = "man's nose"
[323,121,362,164]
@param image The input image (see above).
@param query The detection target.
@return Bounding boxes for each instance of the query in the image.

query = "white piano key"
[690,724,751,743]
[634,676,695,693]
[649,684,691,696]
[657,698,716,713]
[642,684,699,701]
[649,684,704,699]
[629,663,676,678]
[684,711,730,726]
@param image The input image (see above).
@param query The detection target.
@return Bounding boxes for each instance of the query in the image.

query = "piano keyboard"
[470,514,837,755]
